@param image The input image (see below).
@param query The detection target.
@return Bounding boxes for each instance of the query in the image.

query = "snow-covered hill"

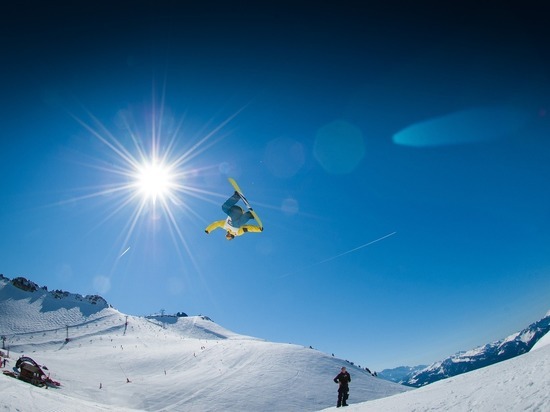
[3,275,549,411]
[321,337,550,412]
[0,276,409,411]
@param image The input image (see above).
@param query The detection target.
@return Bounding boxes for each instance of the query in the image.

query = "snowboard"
[228,177,263,230]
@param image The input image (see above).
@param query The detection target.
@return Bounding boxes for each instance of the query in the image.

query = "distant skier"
[205,191,263,240]
[333,366,351,407]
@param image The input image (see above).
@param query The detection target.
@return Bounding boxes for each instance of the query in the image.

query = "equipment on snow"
[2,356,61,388]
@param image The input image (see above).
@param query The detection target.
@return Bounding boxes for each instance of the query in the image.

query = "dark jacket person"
[333,366,351,407]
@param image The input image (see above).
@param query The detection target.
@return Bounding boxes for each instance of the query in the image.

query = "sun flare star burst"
[70,103,243,271]
[134,160,176,205]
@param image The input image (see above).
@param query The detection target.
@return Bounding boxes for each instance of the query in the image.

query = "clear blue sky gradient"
[1,2,550,370]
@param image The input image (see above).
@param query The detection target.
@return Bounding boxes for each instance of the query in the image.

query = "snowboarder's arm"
[205,220,225,234]
[240,224,263,234]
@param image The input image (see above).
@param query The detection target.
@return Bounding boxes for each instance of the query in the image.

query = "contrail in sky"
[119,247,131,258]
[279,231,396,278]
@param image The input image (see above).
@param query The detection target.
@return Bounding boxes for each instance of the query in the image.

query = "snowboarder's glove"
[205,230,209,234]
[243,227,248,232]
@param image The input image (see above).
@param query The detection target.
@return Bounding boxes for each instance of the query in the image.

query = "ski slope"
[2,277,549,411]
[0,278,407,411]
[322,339,550,411]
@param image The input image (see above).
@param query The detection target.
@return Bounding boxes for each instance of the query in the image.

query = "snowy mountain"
[0,275,409,411]
[377,365,427,384]
[398,312,550,387]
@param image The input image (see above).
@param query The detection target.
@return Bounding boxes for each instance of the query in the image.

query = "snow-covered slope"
[321,335,550,411]
[0,276,409,411]
[4,275,549,411]
[531,326,550,351]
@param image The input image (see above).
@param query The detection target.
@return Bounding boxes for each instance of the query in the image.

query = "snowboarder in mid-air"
[205,178,263,240]
[334,366,351,407]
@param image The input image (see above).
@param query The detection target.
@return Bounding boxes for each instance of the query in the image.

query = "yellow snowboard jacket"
[205,219,263,237]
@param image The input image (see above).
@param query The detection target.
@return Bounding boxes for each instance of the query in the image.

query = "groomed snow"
[0,279,408,411]
[321,340,550,411]
[1,279,549,411]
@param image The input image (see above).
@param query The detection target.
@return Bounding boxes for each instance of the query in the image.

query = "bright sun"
[70,101,243,267]
[134,160,175,204]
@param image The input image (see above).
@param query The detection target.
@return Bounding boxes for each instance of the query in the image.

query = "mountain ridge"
[379,311,550,387]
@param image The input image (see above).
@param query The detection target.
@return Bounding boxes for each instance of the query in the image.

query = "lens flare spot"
[93,275,111,295]
[393,106,531,147]
[281,197,299,215]
[314,120,365,174]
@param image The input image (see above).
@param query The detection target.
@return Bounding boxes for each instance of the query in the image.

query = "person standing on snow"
[205,191,262,240]
[333,366,351,407]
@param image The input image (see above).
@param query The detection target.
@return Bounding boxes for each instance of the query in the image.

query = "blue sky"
[1,1,550,370]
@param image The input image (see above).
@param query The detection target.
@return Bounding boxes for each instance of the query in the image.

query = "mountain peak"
[1,274,110,309]
[400,312,550,387]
